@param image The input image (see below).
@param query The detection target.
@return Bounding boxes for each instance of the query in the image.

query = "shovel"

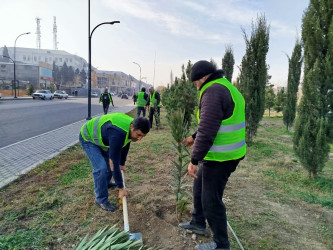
[121,170,142,242]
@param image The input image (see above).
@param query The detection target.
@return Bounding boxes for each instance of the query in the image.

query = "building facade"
[0,46,147,96]
[1,47,88,71]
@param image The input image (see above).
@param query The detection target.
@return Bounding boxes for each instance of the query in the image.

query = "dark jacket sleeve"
[155,91,161,106]
[108,93,113,105]
[144,93,149,106]
[101,123,127,188]
[190,84,234,165]
[120,143,130,166]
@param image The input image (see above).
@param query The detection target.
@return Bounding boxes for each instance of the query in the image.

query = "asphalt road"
[0,96,131,148]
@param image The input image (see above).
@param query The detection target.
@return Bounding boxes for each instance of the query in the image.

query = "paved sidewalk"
[0,105,135,189]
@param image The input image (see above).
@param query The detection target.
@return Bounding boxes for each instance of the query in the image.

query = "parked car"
[53,90,69,99]
[32,90,54,100]
[121,94,129,99]
[0,93,2,99]
[91,92,98,97]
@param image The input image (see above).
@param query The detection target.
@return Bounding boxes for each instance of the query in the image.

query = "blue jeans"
[79,134,112,203]
[137,107,146,117]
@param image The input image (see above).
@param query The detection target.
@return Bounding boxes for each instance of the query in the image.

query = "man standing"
[79,113,150,212]
[179,60,246,250]
[100,88,114,114]
[136,87,148,118]
[146,86,161,129]
[132,93,137,105]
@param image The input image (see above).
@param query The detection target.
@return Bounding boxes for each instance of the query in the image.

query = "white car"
[91,92,98,97]
[32,90,54,100]
[54,90,69,99]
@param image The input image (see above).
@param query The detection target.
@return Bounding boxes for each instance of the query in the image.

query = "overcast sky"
[0,0,309,87]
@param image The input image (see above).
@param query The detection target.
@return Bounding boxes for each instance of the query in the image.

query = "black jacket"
[191,70,235,165]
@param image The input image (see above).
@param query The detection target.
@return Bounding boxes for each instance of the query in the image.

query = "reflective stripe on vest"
[136,91,146,107]
[149,91,160,107]
[80,113,133,149]
[217,121,245,133]
[198,78,246,161]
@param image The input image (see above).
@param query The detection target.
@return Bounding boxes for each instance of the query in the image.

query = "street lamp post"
[87,0,120,120]
[133,62,141,92]
[14,32,30,98]
[141,76,147,83]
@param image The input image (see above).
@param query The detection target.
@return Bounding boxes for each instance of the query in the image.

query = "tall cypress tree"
[238,15,270,143]
[222,45,235,82]
[274,88,287,113]
[283,38,303,131]
[80,68,87,85]
[2,46,10,62]
[293,0,332,178]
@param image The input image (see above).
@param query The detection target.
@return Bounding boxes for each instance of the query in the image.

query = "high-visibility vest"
[197,78,246,161]
[149,91,160,107]
[80,113,133,150]
[100,92,112,103]
[136,91,146,107]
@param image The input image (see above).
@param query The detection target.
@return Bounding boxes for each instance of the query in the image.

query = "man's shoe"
[107,182,117,189]
[94,201,116,212]
[195,241,230,250]
[179,221,206,235]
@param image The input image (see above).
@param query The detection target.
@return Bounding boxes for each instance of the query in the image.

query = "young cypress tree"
[283,38,303,131]
[293,0,332,178]
[265,87,276,117]
[222,45,235,82]
[238,15,270,143]
[161,61,197,129]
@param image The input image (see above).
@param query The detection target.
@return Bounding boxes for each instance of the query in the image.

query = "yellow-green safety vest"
[80,113,133,150]
[149,91,160,107]
[136,91,146,107]
[197,78,246,161]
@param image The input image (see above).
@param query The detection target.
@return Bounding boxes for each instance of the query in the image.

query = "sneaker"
[107,182,117,189]
[94,200,116,212]
[195,241,229,250]
[179,221,206,235]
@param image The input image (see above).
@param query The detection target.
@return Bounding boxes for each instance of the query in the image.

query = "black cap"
[190,60,216,82]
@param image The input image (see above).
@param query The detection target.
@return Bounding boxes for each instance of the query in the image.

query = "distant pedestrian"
[136,87,148,118]
[146,87,160,129]
[100,88,114,114]
[132,93,137,105]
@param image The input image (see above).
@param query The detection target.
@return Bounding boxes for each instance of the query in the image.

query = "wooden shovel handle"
[121,170,130,232]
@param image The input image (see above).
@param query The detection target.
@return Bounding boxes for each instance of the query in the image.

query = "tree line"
[163,0,333,180]
[52,62,87,90]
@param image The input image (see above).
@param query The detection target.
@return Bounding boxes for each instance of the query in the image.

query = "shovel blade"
[129,232,142,242]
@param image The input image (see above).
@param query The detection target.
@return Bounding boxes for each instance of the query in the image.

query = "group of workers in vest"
[135,86,161,129]
[79,60,246,250]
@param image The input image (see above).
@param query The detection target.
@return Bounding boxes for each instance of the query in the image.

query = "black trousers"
[103,103,110,114]
[148,107,160,128]
[191,159,239,248]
